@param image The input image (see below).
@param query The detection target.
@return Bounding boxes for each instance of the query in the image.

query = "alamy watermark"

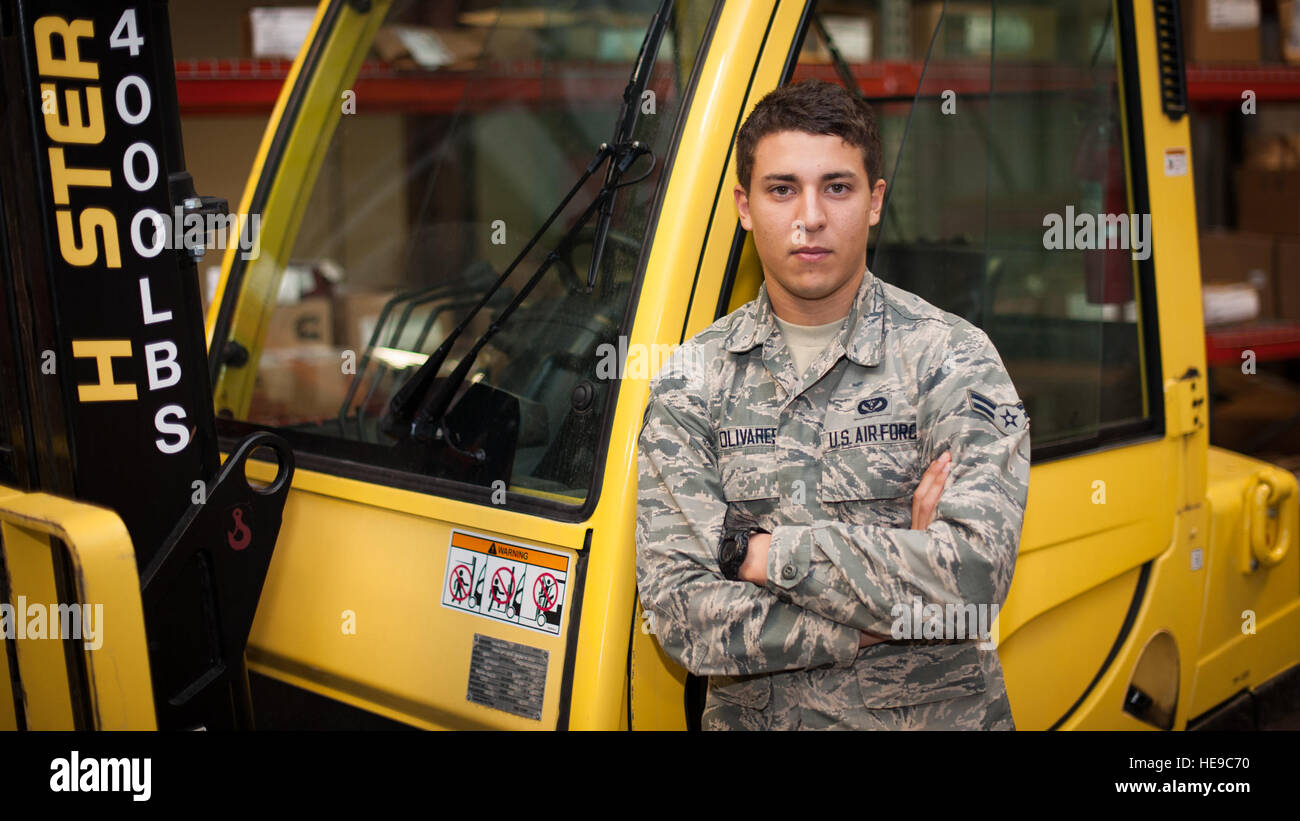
[132,206,261,261]
[641,596,1001,649]
[890,596,999,649]
[0,596,102,650]
[1042,206,1151,261]
[595,337,709,382]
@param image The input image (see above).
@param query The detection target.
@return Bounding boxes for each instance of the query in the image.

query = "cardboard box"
[802,14,875,64]
[1203,283,1260,325]
[1199,230,1277,317]
[264,296,333,349]
[246,7,317,60]
[250,345,351,425]
[914,2,1057,62]
[334,291,398,352]
[1236,167,1300,234]
[1276,238,1300,321]
[372,26,488,70]
[1180,0,1260,63]
[1243,132,1300,170]
[1210,369,1300,454]
[1283,0,1300,64]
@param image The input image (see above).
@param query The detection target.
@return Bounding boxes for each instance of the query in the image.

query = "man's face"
[734,130,886,314]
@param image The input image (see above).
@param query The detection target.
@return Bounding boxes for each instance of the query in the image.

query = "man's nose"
[795,190,826,235]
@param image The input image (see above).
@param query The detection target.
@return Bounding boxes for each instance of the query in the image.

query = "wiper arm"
[381,139,653,442]
[813,12,867,102]
[584,0,674,289]
[382,0,673,444]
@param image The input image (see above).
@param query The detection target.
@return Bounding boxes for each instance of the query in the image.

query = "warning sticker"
[441,530,570,636]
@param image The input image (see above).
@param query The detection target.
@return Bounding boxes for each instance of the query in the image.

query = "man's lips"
[792,247,830,260]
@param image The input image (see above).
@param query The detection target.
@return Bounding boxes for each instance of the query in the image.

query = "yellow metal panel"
[618,0,789,729]
[1000,567,1139,729]
[1063,502,1209,730]
[0,611,13,730]
[0,487,155,730]
[678,4,794,339]
[246,485,577,729]
[0,487,17,730]
[211,0,393,417]
[1188,447,1300,718]
[1002,440,1176,641]
[1,519,74,729]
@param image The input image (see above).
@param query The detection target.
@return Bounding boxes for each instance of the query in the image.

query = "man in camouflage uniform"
[635,80,1030,730]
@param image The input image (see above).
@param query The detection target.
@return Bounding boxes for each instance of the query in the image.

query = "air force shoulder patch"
[967,389,1027,436]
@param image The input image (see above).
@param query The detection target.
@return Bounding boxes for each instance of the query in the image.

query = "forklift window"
[728,0,1159,460]
[215,1,713,508]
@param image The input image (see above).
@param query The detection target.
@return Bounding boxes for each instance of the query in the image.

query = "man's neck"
[766,264,865,325]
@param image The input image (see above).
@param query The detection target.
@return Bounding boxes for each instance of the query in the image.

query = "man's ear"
[734,183,752,231]
[868,177,887,227]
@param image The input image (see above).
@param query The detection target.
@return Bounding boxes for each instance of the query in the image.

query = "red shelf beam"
[1206,321,1300,367]
[176,59,1300,116]
[176,58,651,115]
[1186,64,1300,102]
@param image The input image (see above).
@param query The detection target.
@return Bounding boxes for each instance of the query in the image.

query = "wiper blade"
[381,0,673,444]
[813,12,868,102]
[584,0,674,289]
[381,139,653,442]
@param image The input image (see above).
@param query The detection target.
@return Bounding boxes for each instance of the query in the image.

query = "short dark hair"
[735,79,882,192]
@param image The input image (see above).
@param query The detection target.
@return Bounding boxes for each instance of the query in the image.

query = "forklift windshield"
[210,0,714,508]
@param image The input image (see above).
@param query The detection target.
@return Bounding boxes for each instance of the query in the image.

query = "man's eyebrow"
[760,170,859,184]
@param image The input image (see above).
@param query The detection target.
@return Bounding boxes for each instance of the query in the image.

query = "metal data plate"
[467,634,548,721]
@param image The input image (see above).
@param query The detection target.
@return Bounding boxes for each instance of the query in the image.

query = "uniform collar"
[724,265,884,367]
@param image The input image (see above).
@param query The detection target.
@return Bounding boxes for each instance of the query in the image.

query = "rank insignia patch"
[967,390,1027,436]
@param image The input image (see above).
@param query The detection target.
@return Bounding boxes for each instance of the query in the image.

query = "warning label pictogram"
[440,530,570,636]
[449,564,472,602]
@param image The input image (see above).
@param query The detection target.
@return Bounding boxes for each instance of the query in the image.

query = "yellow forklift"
[2,0,1298,730]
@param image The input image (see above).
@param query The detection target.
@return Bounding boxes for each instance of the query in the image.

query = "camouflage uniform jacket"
[635,267,1031,730]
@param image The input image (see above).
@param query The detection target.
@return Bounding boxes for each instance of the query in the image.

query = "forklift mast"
[0,0,292,729]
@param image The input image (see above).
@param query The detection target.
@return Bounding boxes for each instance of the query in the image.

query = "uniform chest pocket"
[817,438,921,503]
[718,448,780,501]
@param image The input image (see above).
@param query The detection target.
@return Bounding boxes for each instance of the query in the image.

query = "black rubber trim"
[711,0,823,324]
[678,2,781,342]
[1152,0,1188,119]
[713,220,751,321]
[555,528,592,730]
[1048,561,1152,730]
[625,590,636,730]
[1115,0,1166,448]
[208,0,347,386]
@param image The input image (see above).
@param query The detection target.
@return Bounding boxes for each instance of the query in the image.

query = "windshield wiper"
[381,0,672,444]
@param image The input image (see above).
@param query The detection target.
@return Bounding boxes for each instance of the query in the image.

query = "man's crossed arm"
[634,322,1031,677]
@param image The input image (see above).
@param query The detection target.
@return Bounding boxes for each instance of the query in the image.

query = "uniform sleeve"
[763,322,1030,639]
[636,364,861,677]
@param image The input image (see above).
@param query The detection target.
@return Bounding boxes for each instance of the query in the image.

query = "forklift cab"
[3,0,1297,730]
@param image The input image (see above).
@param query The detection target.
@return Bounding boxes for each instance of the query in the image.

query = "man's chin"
[774,272,859,301]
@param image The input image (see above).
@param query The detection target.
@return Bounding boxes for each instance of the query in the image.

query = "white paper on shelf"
[1206,0,1260,31]
[395,28,455,69]
[821,15,873,62]
[1203,283,1260,326]
[250,7,317,60]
